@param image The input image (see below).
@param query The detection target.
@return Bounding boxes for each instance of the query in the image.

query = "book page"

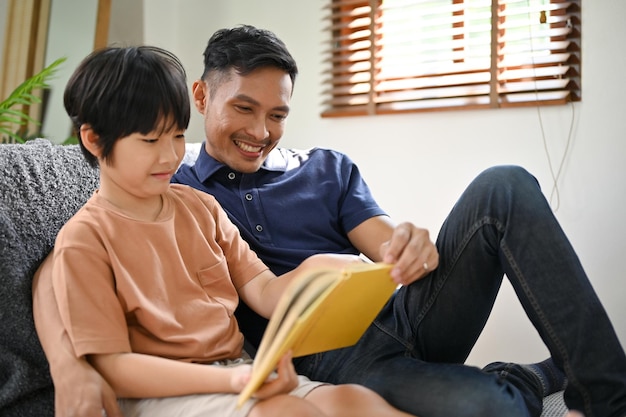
[237,262,396,407]
[252,269,329,363]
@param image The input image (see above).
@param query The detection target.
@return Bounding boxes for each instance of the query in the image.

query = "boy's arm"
[32,253,123,417]
[34,253,297,404]
[238,253,364,319]
[89,350,298,399]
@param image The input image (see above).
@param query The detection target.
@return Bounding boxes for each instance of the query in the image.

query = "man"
[173,25,626,417]
[35,25,624,417]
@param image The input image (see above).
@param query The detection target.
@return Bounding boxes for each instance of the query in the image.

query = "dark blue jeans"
[294,166,626,417]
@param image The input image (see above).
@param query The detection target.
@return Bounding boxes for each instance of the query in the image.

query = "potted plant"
[0,57,69,144]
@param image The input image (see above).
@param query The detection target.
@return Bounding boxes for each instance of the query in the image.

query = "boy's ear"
[192,80,208,113]
[79,124,102,159]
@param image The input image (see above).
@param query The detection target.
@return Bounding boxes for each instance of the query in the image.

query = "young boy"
[41,45,414,417]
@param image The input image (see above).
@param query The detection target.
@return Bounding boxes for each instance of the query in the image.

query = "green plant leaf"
[0,57,67,143]
[0,127,24,143]
[0,108,38,125]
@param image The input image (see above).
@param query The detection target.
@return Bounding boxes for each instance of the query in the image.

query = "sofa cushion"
[0,140,98,416]
[0,139,566,415]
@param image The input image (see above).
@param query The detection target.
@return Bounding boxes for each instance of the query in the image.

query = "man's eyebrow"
[234,94,290,113]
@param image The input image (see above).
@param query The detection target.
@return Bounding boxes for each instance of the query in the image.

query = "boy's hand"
[253,351,299,399]
[231,351,298,399]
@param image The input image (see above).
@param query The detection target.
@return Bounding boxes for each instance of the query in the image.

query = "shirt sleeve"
[335,151,388,233]
[190,188,270,290]
[52,217,131,358]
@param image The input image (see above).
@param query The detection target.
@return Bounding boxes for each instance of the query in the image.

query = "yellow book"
[237,262,397,407]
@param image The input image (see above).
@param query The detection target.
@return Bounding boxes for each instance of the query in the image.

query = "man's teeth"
[236,141,262,153]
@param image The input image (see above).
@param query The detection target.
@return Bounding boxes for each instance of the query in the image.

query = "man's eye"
[143,139,158,143]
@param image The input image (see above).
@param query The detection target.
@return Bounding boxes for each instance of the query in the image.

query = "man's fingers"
[382,223,412,264]
[101,384,123,417]
[381,223,438,285]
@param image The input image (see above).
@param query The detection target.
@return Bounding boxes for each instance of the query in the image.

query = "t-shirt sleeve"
[192,189,269,290]
[52,219,131,358]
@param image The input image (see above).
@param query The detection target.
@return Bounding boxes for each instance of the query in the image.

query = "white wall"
[130,0,626,367]
[0,0,612,377]
[40,0,100,142]
[34,0,144,142]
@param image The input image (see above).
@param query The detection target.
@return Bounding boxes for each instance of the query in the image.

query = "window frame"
[321,0,581,117]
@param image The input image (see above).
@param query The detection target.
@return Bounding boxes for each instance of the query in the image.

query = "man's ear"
[79,124,102,159]
[192,80,208,113]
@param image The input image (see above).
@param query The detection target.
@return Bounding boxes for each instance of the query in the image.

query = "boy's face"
[193,66,293,174]
[97,127,186,213]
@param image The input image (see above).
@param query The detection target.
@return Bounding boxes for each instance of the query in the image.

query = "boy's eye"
[143,138,158,143]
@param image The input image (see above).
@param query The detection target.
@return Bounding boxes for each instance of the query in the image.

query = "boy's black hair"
[201,24,298,92]
[64,46,190,167]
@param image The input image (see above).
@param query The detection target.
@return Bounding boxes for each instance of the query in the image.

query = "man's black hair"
[201,24,298,90]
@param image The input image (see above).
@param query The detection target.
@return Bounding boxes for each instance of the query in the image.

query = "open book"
[237,262,397,407]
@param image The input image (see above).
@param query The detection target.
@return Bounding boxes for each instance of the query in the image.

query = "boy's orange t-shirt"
[51,184,268,363]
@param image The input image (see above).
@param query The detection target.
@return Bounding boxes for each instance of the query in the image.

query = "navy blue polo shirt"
[172,144,387,348]
[173,144,387,275]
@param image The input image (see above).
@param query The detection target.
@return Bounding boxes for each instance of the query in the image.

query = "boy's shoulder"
[169,183,219,208]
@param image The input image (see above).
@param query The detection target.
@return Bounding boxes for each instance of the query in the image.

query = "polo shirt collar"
[195,143,288,183]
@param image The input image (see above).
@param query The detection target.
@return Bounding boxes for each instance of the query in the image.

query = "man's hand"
[380,222,439,285]
[31,255,122,417]
[54,357,122,417]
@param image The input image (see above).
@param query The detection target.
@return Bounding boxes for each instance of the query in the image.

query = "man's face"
[193,67,293,173]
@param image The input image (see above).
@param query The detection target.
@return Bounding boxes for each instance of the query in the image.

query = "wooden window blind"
[321,0,581,117]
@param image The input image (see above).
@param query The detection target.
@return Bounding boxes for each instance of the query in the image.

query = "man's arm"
[32,252,122,417]
[347,216,439,285]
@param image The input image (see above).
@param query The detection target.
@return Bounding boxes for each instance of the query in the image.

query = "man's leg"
[295,324,543,417]
[297,166,545,417]
[424,165,626,417]
[297,165,626,417]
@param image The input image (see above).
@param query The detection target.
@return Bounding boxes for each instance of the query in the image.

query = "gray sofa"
[0,140,567,416]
